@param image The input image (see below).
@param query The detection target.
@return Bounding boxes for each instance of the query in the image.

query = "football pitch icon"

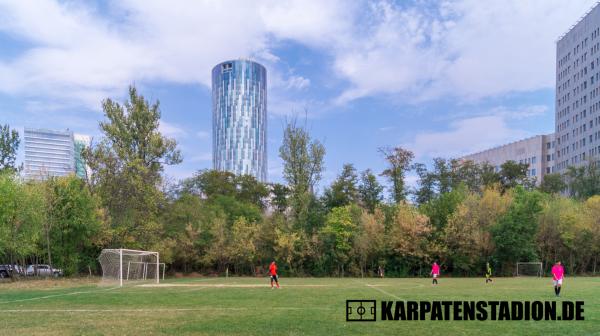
[346,300,377,322]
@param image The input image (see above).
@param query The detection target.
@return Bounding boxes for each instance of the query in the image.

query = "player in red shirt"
[269,261,280,289]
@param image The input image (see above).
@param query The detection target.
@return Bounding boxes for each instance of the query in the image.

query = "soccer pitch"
[0,277,598,335]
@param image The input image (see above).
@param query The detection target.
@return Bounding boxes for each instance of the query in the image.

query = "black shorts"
[271,274,278,281]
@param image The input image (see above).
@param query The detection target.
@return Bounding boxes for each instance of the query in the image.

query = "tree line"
[1,86,599,277]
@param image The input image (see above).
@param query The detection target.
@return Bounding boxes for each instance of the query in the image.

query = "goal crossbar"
[516,262,543,277]
[99,248,161,286]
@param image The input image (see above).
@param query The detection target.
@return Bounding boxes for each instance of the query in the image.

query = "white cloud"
[159,120,187,138]
[0,0,323,108]
[0,0,596,109]
[283,75,310,90]
[404,115,529,160]
[333,0,595,103]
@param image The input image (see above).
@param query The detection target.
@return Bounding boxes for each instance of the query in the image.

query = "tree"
[499,160,532,191]
[202,215,230,272]
[379,146,414,202]
[235,174,270,209]
[444,187,512,274]
[353,209,386,276]
[323,164,359,209]
[451,159,490,192]
[270,183,290,213]
[413,163,436,205]
[45,176,104,275]
[480,162,501,189]
[539,173,566,194]
[492,187,543,273]
[583,196,600,274]
[358,169,384,213]
[420,186,466,232]
[565,164,600,199]
[181,170,237,198]
[0,124,20,173]
[228,217,258,274]
[279,119,325,226]
[432,158,452,194]
[387,202,432,272]
[85,86,182,248]
[320,205,359,276]
[0,174,45,272]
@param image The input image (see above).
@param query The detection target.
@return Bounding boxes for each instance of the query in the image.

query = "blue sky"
[0,0,596,190]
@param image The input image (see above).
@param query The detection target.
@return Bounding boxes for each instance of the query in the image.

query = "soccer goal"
[516,262,543,277]
[99,249,164,286]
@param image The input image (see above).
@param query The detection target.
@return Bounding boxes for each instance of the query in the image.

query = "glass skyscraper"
[212,59,267,182]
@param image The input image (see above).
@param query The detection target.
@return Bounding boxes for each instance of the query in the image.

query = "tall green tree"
[539,173,566,194]
[323,163,359,209]
[565,164,600,199]
[279,119,325,227]
[413,163,436,205]
[0,174,45,270]
[85,86,182,248]
[358,169,384,213]
[45,176,104,275]
[492,187,543,273]
[0,124,20,173]
[270,183,290,213]
[499,160,532,191]
[320,205,359,276]
[379,146,414,202]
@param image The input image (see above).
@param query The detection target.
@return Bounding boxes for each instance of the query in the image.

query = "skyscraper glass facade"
[24,128,75,180]
[212,59,267,182]
[74,134,91,178]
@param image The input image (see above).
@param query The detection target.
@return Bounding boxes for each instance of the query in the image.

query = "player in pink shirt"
[551,261,564,297]
[431,261,440,285]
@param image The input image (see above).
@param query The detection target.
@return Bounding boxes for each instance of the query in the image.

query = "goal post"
[516,262,543,277]
[99,249,161,286]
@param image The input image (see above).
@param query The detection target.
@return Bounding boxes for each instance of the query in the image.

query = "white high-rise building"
[555,4,600,172]
[460,134,556,185]
[24,128,75,180]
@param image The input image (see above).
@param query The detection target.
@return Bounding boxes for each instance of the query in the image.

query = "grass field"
[0,276,599,335]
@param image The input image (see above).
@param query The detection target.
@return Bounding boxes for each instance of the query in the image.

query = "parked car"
[0,264,25,278]
[26,264,63,277]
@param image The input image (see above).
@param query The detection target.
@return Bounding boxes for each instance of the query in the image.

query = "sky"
[0,0,597,191]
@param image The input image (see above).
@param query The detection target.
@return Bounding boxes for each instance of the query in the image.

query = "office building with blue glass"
[212,59,267,182]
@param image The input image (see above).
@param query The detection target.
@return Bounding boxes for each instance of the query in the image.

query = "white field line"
[364,284,404,301]
[0,286,120,304]
[137,283,331,288]
[0,306,334,313]
[351,279,424,301]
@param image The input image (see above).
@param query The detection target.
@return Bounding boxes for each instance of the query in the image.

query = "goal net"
[99,249,165,286]
[516,262,543,277]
